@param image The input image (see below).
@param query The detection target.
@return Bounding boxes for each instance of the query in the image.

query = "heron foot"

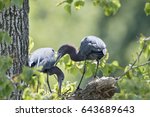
[49,90,52,93]
[75,86,82,92]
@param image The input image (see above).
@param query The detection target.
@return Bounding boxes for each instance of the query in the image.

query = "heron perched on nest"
[56,36,107,90]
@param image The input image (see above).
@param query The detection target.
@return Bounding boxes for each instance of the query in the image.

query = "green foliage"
[0,0,23,11]
[57,52,109,78]
[0,56,12,73]
[101,60,123,76]
[64,4,72,14]
[11,0,23,8]
[29,36,34,54]
[16,66,76,100]
[0,56,13,99]
[144,2,150,16]
[0,32,12,45]
[93,0,121,16]
[0,0,150,100]
[139,35,150,58]
[74,0,85,10]
[112,36,150,99]
[113,77,150,100]
[57,0,121,15]
[0,0,11,11]
[57,0,85,14]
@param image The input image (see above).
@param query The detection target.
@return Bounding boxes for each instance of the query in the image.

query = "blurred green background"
[29,0,150,88]
[29,0,150,65]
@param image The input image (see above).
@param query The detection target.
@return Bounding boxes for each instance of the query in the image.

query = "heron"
[28,48,64,95]
[56,36,107,90]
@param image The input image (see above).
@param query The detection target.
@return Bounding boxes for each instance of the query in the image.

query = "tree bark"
[0,0,29,77]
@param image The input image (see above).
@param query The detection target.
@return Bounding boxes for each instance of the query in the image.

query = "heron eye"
[52,49,54,52]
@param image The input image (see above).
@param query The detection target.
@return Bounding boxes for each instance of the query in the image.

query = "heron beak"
[55,53,62,65]
[58,78,63,96]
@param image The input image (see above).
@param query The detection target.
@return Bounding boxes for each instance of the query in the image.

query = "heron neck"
[48,66,64,79]
[67,47,84,61]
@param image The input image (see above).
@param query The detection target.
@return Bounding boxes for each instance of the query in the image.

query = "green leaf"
[4,0,11,9]
[0,56,13,99]
[0,32,3,42]
[92,0,100,6]
[74,0,85,10]
[3,32,12,44]
[11,0,23,8]
[112,60,119,66]
[139,35,150,58]
[0,0,11,11]
[0,1,4,11]
[64,4,71,14]
[66,0,73,4]
[0,32,12,44]
[143,42,150,58]
[29,36,34,53]
[57,0,73,6]
[21,66,34,83]
[0,56,12,72]
[144,2,150,16]
[101,0,121,16]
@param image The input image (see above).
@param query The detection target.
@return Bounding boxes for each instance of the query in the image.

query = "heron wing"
[29,48,55,68]
[79,36,106,59]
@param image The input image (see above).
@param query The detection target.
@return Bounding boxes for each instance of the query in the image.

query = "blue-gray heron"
[29,48,64,95]
[56,36,107,90]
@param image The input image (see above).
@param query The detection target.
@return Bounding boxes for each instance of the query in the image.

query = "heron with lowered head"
[29,48,64,95]
[56,36,107,90]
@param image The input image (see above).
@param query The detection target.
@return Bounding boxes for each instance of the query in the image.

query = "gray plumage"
[29,48,55,71]
[79,36,107,60]
[29,48,64,95]
[56,36,107,90]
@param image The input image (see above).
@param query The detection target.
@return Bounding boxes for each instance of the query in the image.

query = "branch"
[117,36,149,80]
[132,61,150,69]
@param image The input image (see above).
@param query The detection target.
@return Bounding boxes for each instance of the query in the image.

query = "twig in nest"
[68,77,118,100]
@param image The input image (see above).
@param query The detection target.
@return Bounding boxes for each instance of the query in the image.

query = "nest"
[68,77,118,100]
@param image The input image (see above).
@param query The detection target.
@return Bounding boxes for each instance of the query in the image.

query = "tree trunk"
[0,0,29,77]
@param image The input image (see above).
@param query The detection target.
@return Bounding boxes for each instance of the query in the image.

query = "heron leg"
[47,73,52,93]
[76,60,87,91]
[94,59,99,78]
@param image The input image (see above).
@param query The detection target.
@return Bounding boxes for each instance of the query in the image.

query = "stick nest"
[68,77,118,100]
